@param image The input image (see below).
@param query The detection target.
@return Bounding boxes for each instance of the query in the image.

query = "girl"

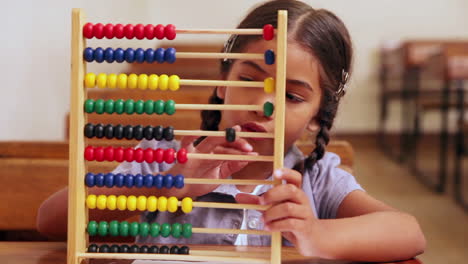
[37,0,426,261]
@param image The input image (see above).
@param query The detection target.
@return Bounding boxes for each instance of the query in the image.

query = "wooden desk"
[0,242,422,264]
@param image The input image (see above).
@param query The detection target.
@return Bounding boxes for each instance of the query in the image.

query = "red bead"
[263,24,274,40]
[124,24,135,39]
[134,24,145,40]
[104,146,115,161]
[84,146,95,161]
[94,147,105,162]
[164,24,176,40]
[114,23,125,39]
[177,148,188,163]
[164,148,175,164]
[154,148,164,163]
[134,148,145,163]
[114,147,124,162]
[103,23,114,39]
[124,147,135,162]
[154,24,165,40]
[144,24,154,39]
[83,23,94,38]
[144,148,154,163]
[93,23,105,39]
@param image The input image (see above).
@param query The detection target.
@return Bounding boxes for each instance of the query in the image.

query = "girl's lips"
[240,122,267,133]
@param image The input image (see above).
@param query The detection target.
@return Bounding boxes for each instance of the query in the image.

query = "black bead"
[87,243,98,253]
[110,244,120,253]
[114,124,124,139]
[143,125,154,140]
[163,126,174,141]
[159,245,169,254]
[119,244,130,253]
[179,245,189,255]
[129,245,140,253]
[98,244,110,253]
[148,245,159,253]
[104,124,114,139]
[133,125,144,140]
[225,127,236,142]
[84,123,95,138]
[153,125,164,141]
[123,125,134,140]
[95,124,105,138]
[169,245,179,254]
[140,245,149,253]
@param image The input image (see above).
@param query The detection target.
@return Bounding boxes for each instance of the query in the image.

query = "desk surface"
[0,242,422,264]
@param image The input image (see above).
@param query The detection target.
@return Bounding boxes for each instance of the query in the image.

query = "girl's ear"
[306,118,320,133]
[216,86,227,99]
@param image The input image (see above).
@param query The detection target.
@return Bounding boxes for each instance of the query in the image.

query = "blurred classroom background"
[1,1,467,264]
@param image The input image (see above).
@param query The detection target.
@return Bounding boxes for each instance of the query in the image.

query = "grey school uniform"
[113,139,363,246]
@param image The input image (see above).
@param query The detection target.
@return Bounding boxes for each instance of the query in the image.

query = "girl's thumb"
[235,193,261,205]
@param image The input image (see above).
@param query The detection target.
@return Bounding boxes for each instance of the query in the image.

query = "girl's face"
[217,39,323,155]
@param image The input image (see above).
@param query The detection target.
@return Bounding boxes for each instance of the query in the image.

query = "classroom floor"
[339,135,468,264]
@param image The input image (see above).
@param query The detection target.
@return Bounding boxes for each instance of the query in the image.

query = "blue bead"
[125,174,134,188]
[125,48,135,63]
[163,174,174,188]
[95,173,105,187]
[83,48,94,62]
[104,48,114,63]
[154,48,165,63]
[114,173,125,187]
[114,48,125,63]
[104,173,114,188]
[174,174,184,189]
[264,49,275,65]
[145,49,154,63]
[135,48,145,63]
[94,47,105,63]
[153,174,164,189]
[85,172,95,187]
[134,174,144,188]
[143,174,153,188]
[164,48,176,64]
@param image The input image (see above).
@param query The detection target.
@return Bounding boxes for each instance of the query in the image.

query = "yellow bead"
[159,74,169,91]
[264,77,275,93]
[127,195,137,211]
[147,196,158,212]
[116,195,127,210]
[128,73,138,89]
[107,73,117,89]
[117,74,128,89]
[86,194,97,209]
[181,197,193,213]
[137,195,147,211]
[106,195,117,210]
[138,74,148,90]
[84,73,96,88]
[148,74,159,90]
[96,195,107,210]
[167,196,179,213]
[157,196,168,212]
[96,73,107,88]
[168,75,180,91]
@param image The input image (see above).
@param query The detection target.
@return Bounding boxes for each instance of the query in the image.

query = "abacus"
[68,8,287,264]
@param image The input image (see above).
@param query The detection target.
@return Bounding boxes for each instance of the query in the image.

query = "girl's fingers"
[179,135,199,150]
[261,184,307,205]
[235,193,261,205]
[195,126,253,153]
[273,168,303,188]
[264,218,303,233]
[212,146,255,179]
[262,202,307,224]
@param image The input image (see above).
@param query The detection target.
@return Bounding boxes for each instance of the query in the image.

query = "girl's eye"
[286,92,304,103]
[239,75,254,81]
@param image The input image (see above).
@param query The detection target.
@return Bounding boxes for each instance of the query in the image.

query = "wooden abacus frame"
[68,8,287,264]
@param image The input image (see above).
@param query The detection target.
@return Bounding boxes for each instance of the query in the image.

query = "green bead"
[139,222,150,237]
[84,99,95,113]
[182,223,192,238]
[263,101,274,117]
[87,220,98,236]
[165,100,176,115]
[94,99,105,114]
[129,221,139,237]
[160,223,171,238]
[150,223,160,237]
[109,220,119,236]
[124,99,135,114]
[171,223,182,238]
[114,99,125,114]
[97,221,109,236]
[154,100,165,115]
[104,99,114,114]
[144,100,154,114]
[119,221,129,237]
[135,100,145,114]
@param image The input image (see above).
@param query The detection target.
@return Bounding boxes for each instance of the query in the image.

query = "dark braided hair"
[200,0,353,170]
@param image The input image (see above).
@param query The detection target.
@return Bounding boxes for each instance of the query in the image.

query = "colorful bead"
[153,125,164,140]
[139,222,150,237]
[171,223,182,238]
[170,245,180,254]
[110,244,120,253]
[87,221,98,236]
[114,24,125,39]
[159,245,169,254]
[163,174,174,188]
[98,221,109,236]
[174,174,184,188]
[144,174,154,188]
[94,99,105,114]
[117,73,128,89]
[115,48,125,62]
[153,174,164,189]
[124,24,134,39]
[83,23,94,38]
[99,244,110,253]
[119,221,129,236]
[164,148,176,163]
[263,101,274,117]
[83,47,94,62]
[150,222,160,237]
[181,197,193,213]
[114,124,124,138]
[157,196,168,211]
[160,223,171,237]
[120,244,130,253]
[84,99,94,113]
[87,244,98,253]
[85,172,95,187]
[107,195,117,210]
[107,73,117,88]
[86,194,97,209]
[159,74,169,90]
[104,99,114,114]
[168,196,178,213]
[135,100,144,114]
[144,126,154,140]
[164,48,176,64]
[94,147,105,161]
[263,24,274,40]
[95,173,105,187]
[135,48,145,63]
[127,195,137,211]
[144,24,154,39]
[154,148,164,163]
[163,126,174,141]
[104,124,114,139]
[129,222,139,236]
[133,125,144,140]
[134,148,144,162]
[130,245,139,253]
[144,148,154,163]
[85,73,96,88]
[124,99,135,114]
[104,173,114,187]
[264,49,275,65]
[134,24,145,40]
[137,195,147,211]
[96,194,107,210]
[147,196,158,212]
[128,74,138,89]
[176,148,188,164]
[93,23,105,39]
[182,223,192,238]
[140,245,149,253]
[145,48,154,63]
[125,48,135,63]
[95,73,107,88]
[123,125,133,140]
[104,146,114,161]
[94,47,104,63]
[114,173,125,187]
[155,48,165,63]
[168,75,180,91]
[134,173,144,188]
[114,99,124,114]
[144,100,154,114]
[264,77,275,93]
[94,124,104,138]
[84,123,94,138]
[137,74,148,90]
[117,195,127,210]
[148,74,159,90]
[109,220,119,236]
[165,24,176,40]
[154,24,165,39]
[149,246,159,253]
[104,47,114,63]
[225,127,236,142]
[180,246,190,254]
[154,100,165,115]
